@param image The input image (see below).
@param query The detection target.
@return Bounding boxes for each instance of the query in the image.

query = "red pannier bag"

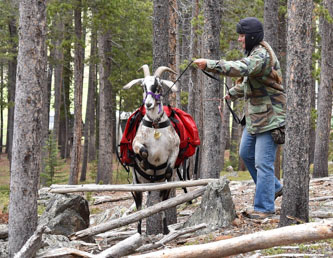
[119,105,200,168]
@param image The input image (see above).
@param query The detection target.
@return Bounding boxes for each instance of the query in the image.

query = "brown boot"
[243,209,274,220]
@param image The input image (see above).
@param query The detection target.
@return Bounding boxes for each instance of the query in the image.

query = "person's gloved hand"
[193,59,207,70]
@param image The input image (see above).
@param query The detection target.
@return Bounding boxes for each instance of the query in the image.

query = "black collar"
[142,119,170,129]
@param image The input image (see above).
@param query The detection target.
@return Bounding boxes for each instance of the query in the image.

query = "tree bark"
[96,29,113,184]
[81,27,97,181]
[264,0,282,178]
[132,219,333,258]
[279,0,313,227]
[264,0,279,53]
[53,14,64,149]
[13,226,46,258]
[6,0,18,163]
[201,0,222,178]
[59,20,73,159]
[313,0,333,178]
[153,0,170,102]
[8,0,47,256]
[69,0,84,185]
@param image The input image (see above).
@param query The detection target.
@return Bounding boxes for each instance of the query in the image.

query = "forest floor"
[85,172,333,257]
[1,156,333,256]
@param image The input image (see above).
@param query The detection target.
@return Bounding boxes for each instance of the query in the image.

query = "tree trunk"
[313,0,333,178]
[279,0,313,227]
[59,21,73,159]
[264,0,282,178]
[96,30,113,184]
[168,0,178,107]
[88,72,97,162]
[308,17,317,165]
[0,63,4,153]
[187,0,200,178]
[6,1,18,163]
[178,0,192,111]
[53,15,64,149]
[69,0,84,185]
[264,0,279,53]
[153,0,170,103]
[81,29,97,181]
[200,0,222,179]
[8,0,47,256]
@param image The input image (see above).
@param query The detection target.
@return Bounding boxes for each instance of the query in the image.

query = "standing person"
[194,17,285,219]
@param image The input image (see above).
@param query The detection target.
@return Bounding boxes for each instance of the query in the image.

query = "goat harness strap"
[142,119,170,129]
[134,157,168,182]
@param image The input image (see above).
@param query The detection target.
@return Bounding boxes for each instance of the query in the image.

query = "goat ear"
[123,79,144,90]
[161,79,178,92]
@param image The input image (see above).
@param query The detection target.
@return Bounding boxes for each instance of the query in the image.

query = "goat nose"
[146,103,152,108]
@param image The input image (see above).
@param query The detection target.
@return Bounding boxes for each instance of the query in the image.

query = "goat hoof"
[139,147,148,159]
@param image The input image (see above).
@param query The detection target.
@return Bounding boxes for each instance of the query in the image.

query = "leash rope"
[201,70,242,124]
[162,60,194,97]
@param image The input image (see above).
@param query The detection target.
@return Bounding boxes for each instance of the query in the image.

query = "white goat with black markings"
[123,64,180,234]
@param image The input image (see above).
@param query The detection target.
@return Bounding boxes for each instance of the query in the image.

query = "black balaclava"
[236,17,264,56]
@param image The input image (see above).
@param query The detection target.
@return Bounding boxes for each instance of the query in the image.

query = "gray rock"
[38,193,90,237]
[184,176,236,234]
[0,224,8,239]
[0,240,8,258]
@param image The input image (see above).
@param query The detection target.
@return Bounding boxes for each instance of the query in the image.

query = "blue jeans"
[239,127,282,213]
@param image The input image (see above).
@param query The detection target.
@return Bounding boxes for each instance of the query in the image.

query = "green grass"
[220,170,252,181]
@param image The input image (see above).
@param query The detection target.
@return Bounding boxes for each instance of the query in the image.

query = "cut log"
[14,226,46,258]
[50,179,217,193]
[95,233,144,258]
[129,219,333,258]
[70,187,206,240]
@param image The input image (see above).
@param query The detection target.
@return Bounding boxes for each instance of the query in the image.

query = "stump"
[184,176,236,233]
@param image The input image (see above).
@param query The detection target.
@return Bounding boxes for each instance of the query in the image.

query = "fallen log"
[70,187,206,240]
[136,223,207,253]
[14,226,46,258]
[129,219,333,258]
[310,196,333,201]
[96,230,138,241]
[93,195,132,205]
[95,233,145,258]
[50,179,217,193]
[36,247,94,258]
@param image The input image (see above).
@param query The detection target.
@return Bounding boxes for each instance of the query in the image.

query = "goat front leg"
[166,149,179,178]
[133,141,149,169]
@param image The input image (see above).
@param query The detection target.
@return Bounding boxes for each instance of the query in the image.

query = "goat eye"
[151,83,158,93]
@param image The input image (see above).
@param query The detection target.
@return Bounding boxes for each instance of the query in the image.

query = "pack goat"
[123,64,180,234]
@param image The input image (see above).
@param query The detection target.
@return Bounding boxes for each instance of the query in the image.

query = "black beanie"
[236,17,264,55]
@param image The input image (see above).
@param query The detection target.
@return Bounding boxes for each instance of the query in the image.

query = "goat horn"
[137,64,150,78]
[154,66,177,77]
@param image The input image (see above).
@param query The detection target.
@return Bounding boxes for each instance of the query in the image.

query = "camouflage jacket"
[205,41,286,134]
